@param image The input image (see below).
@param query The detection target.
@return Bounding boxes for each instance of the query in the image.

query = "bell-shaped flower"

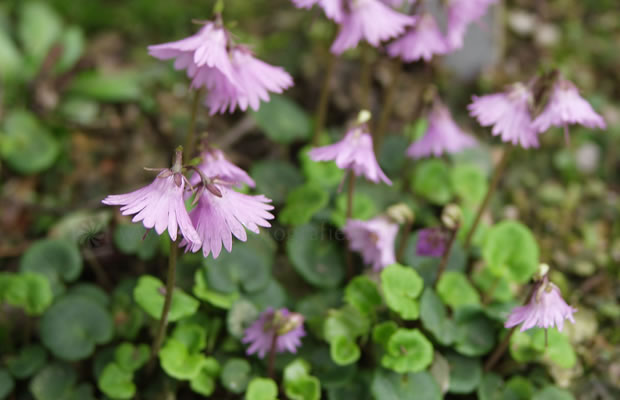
[343,216,398,270]
[243,308,306,359]
[387,14,448,62]
[190,148,255,189]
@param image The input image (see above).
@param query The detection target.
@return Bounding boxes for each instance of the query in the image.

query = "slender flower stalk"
[345,172,357,278]
[313,51,337,145]
[184,90,203,158]
[435,205,461,284]
[150,240,178,362]
[375,59,402,151]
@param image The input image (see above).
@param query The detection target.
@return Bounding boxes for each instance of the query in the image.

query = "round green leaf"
[344,276,381,315]
[437,271,480,309]
[330,336,360,366]
[113,223,160,260]
[0,369,14,399]
[18,2,62,67]
[40,295,113,361]
[324,306,370,342]
[381,264,424,320]
[533,386,575,400]
[381,329,434,373]
[193,269,239,309]
[302,346,357,389]
[68,70,142,102]
[251,160,304,204]
[133,275,199,322]
[279,183,329,226]
[371,370,441,400]
[454,308,496,356]
[287,223,345,288]
[190,368,216,396]
[477,373,504,400]
[283,358,312,383]
[413,159,453,205]
[68,283,109,307]
[451,164,488,206]
[227,299,259,339]
[1,110,59,174]
[245,278,288,310]
[532,329,577,368]
[446,352,482,394]
[246,377,278,400]
[504,376,534,399]
[285,375,321,400]
[482,221,539,283]
[114,343,149,373]
[98,363,135,400]
[54,26,84,75]
[473,267,513,303]
[420,288,455,346]
[159,338,207,380]
[29,363,76,400]
[221,358,251,394]
[372,321,398,347]
[330,192,377,228]
[0,29,23,81]
[253,95,311,144]
[172,323,208,354]
[20,238,82,294]
[4,272,53,315]
[7,344,47,379]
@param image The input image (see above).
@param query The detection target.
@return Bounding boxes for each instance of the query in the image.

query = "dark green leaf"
[420,288,456,346]
[371,369,441,400]
[253,95,311,144]
[446,352,482,394]
[279,183,329,226]
[7,344,47,379]
[221,358,252,394]
[251,160,304,204]
[29,363,76,400]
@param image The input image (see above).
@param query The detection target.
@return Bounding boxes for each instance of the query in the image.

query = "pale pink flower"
[308,124,391,184]
[330,0,416,55]
[468,83,540,149]
[190,148,255,188]
[102,170,200,246]
[407,102,477,159]
[533,77,606,142]
[291,0,345,22]
[387,14,448,62]
[181,183,274,258]
[446,0,498,50]
[243,308,306,359]
[343,216,398,270]
[505,279,577,332]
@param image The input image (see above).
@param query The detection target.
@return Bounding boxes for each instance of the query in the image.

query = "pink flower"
[193,45,294,114]
[330,0,416,55]
[102,170,201,246]
[468,83,540,149]
[407,102,477,159]
[505,279,577,332]
[190,148,255,188]
[446,0,498,50]
[387,14,448,62]
[181,183,274,258]
[532,78,606,135]
[291,0,345,22]
[343,216,398,270]
[243,308,306,359]
[308,124,391,184]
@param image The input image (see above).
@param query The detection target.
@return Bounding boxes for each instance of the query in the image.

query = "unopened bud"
[277,312,304,335]
[206,183,223,198]
[534,263,550,281]
[357,110,372,125]
[441,204,462,230]
[386,203,415,225]
[172,146,184,173]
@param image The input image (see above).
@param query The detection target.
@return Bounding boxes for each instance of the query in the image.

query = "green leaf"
[246,378,278,400]
[172,322,208,354]
[18,2,62,68]
[420,288,456,346]
[279,183,329,226]
[473,267,513,303]
[378,135,408,176]
[7,344,47,379]
[251,160,304,204]
[227,299,259,339]
[0,369,14,400]
[54,26,84,74]
[532,329,577,368]
[372,321,398,347]
[330,336,360,366]
[324,306,370,342]
[98,363,135,400]
[245,278,288,310]
[482,221,539,283]
[40,295,113,361]
[4,272,53,315]
[285,375,321,400]
[413,159,453,205]
[330,192,377,228]
[114,343,149,373]
[303,346,356,389]
[381,264,424,320]
[29,363,76,400]
[113,223,160,260]
[446,352,482,394]
[436,271,480,309]
[68,70,142,102]
[283,358,312,383]
[193,269,239,309]
[287,223,345,288]
[454,308,496,356]
[509,330,543,363]
[532,386,575,400]
[190,366,217,396]
[451,164,488,206]
[0,29,23,81]
[67,283,109,307]
[134,275,199,322]
[253,95,311,144]
[381,329,434,373]
[344,276,381,316]
[477,373,504,400]
[1,110,59,174]
[371,370,441,400]
[221,358,251,394]
[504,376,534,400]
[300,146,344,188]
[159,338,206,380]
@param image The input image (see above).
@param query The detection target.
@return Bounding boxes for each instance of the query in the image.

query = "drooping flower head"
[505,275,577,332]
[407,101,477,159]
[416,228,449,258]
[532,76,606,143]
[190,147,255,189]
[446,0,498,50]
[343,216,398,270]
[468,83,540,149]
[102,149,201,246]
[291,0,345,22]
[330,0,416,55]
[387,14,448,62]
[243,308,306,359]
[308,111,391,184]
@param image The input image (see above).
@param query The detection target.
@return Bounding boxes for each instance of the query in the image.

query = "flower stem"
[483,327,515,372]
[345,172,356,279]
[360,45,373,110]
[374,60,401,151]
[184,90,202,159]
[435,227,458,286]
[464,147,513,250]
[482,276,501,305]
[150,240,178,365]
[312,52,337,145]
[267,333,278,379]
[396,220,412,263]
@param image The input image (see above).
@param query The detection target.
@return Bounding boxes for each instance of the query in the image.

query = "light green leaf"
[98,363,135,400]
[324,305,370,342]
[54,26,84,74]
[18,2,62,68]
[159,338,206,380]
[68,70,142,102]
[344,276,381,316]
[482,221,539,283]
[437,271,480,309]
[372,321,398,347]
[4,272,53,315]
[227,299,259,339]
[330,336,360,366]
[193,269,239,309]
[300,145,344,188]
[0,29,23,81]
[413,159,453,205]
[381,329,434,373]
[381,264,424,320]
[114,343,149,373]
[330,192,377,228]
[246,378,278,400]
[532,386,575,400]
[134,275,199,322]
[451,164,488,206]
[285,375,321,400]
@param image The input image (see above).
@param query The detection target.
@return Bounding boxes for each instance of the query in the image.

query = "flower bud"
[386,203,415,225]
[534,263,550,281]
[357,109,372,125]
[441,204,462,230]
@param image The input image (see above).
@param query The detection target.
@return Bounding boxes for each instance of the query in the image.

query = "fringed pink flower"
[190,148,255,188]
[102,170,201,246]
[308,124,391,184]
[468,83,540,149]
[243,308,306,359]
[446,0,498,50]
[343,216,398,270]
[291,0,345,22]
[387,14,448,62]
[532,77,606,143]
[181,183,274,258]
[330,0,416,55]
[407,102,477,158]
[505,278,577,332]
